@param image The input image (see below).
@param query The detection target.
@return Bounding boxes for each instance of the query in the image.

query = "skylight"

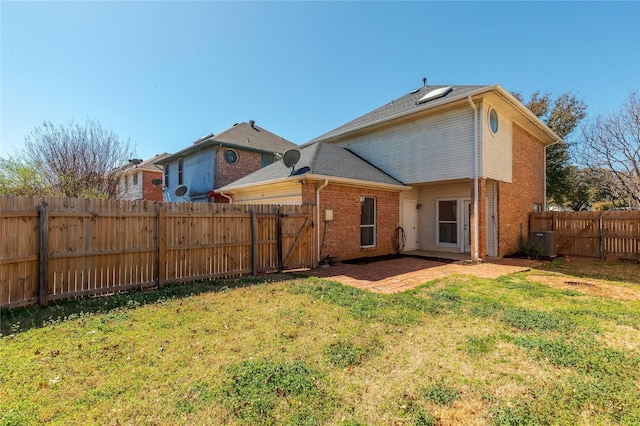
[417,86,453,104]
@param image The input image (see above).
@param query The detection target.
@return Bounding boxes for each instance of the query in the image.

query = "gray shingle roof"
[218,142,405,191]
[306,85,489,144]
[157,122,297,165]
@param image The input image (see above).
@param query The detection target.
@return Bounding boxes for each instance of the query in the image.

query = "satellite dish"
[282,149,301,176]
[151,178,163,187]
[175,185,188,197]
[282,149,301,168]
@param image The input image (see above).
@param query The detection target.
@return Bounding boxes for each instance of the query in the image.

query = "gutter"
[216,173,409,194]
[316,179,329,262]
[468,96,480,262]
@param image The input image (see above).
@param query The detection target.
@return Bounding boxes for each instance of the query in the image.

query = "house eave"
[155,139,283,165]
[217,173,409,194]
[309,84,562,147]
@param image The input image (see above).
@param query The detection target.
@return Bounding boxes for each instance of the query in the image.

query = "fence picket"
[1,196,313,308]
[531,210,640,259]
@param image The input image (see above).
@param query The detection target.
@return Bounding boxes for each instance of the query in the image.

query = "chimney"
[423,77,427,88]
[249,120,255,128]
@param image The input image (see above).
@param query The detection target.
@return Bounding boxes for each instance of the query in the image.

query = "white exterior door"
[402,199,417,251]
[463,200,472,253]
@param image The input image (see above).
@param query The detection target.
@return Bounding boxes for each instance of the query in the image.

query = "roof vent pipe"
[249,120,255,128]
[423,77,427,88]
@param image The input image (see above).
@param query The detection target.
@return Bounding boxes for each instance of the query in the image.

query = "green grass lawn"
[1,263,639,425]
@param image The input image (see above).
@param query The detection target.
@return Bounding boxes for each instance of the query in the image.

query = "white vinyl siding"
[482,104,512,183]
[414,180,498,256]
[417,182,470,252]
[336,108,474,184]
[231,182,302,205]
[116,171,143,200]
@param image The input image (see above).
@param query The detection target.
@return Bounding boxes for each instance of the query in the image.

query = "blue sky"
[1,1,639,161]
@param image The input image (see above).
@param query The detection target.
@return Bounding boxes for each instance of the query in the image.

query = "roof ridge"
[306,142,324,174]
[344,148,405,185]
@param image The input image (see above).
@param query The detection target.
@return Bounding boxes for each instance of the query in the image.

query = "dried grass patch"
[526,274,640,301]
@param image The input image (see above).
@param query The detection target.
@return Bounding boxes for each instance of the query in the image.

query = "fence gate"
[278,205,314,271]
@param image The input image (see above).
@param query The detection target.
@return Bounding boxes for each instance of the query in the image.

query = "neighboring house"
[156,121,297,202]
[217,83,562,261]
[116,153,169,201]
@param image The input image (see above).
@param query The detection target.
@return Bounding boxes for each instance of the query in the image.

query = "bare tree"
[578,91,640,209]
[23,119,134,198]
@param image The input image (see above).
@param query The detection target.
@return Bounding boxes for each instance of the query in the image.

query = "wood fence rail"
[0,196,314,309]
[530,210,640,259]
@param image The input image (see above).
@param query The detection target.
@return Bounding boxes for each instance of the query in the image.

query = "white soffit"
[417,86,453,104]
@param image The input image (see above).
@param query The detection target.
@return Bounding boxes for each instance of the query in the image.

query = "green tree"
[22,118,134,198]
[0,155,51,197]
[513,91,587,206]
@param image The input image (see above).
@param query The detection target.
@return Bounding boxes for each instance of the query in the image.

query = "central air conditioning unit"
[529,230,557,257]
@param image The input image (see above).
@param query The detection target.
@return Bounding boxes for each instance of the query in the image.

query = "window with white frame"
[361,197,376,247]
[178,158,184,185]
[164,166,169,187]
[132,172,138,186]
[437,199,458,245]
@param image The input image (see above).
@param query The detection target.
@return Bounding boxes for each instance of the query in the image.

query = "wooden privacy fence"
[0,196,314,309]
[530,210,640,259]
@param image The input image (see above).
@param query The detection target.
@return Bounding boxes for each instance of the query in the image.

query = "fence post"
[277,206,283,272]
[599,211,605,260]
[251,209,258,276]
[38,201,49,306]
[158,204,166,288]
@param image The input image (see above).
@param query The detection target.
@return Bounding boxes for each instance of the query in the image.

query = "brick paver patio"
[305,255,538,293]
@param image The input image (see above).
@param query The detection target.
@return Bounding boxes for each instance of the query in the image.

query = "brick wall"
[216,148,262,188]
[497,123,546,256]
[305,183,399,261]
[142,170,163,201]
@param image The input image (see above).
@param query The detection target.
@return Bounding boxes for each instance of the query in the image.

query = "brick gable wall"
[216,148,262,188]
[142,170,163,201]
[497,123,546,256]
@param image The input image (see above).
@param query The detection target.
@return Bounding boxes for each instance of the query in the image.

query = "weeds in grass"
[464,334,497,355]
[218,358,330,425]
[323,340,364,368]
[421,380,461,406]
[501,307,574,332]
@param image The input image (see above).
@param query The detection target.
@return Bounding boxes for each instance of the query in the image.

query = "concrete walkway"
[305,255,539,294]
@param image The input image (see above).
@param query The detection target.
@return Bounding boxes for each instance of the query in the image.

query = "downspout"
[467,96,480,262]
[543,147,547,210]
[316,179,329,262]
[218,191,233,204]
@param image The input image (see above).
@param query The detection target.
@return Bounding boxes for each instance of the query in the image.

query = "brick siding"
[497,123,546,256]
[216,148,262,188]
[142,170,163,201]
[303,182,399,261]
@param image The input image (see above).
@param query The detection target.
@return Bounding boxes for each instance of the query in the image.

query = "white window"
[437,199,458,245]
[361,197,376,247]
[132,172,138,186]
[178,158,184,185]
